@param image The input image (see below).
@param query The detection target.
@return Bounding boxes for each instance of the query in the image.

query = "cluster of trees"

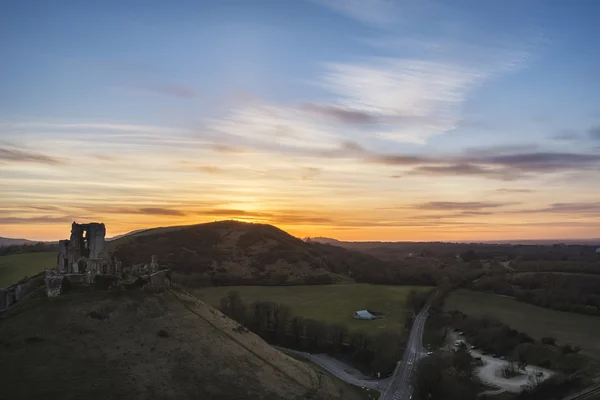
[219,291,406,376]
[0,242,58,256]
[516,376,584,400]
[412,347,479,400]
[338,241,600,263]
[447,310,535,357]
[438,311,590,374]
[513,260,600,275]
[471,273,600,316]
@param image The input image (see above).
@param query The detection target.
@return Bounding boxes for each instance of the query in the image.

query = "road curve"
[274,346,384,390]
[274,301,432,399]
[382,302,431,400]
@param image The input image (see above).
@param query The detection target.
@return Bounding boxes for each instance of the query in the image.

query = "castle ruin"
[57,222,110,277]
[45,222,170,297]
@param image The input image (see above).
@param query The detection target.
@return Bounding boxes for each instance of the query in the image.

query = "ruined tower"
[56,222,108,277]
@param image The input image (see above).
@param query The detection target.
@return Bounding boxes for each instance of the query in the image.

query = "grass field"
[444,289,600,360]
[193,283,433,334]
[0,252,55,287]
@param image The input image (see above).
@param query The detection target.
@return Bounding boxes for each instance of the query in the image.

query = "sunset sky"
[1,0,600,241]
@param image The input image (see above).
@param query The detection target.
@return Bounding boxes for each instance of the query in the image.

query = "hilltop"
[0,287,356,400]
[0,236,39,247]
[107,220,394,287]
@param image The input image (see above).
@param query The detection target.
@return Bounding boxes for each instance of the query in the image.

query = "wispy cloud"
[496,188,534,193]
[589,126,600,140]
[0,147,65,165]
[411,164,520,181]
[0,216,74,224]
[414,201,513,211]
[193,165,226,174]
[141,83,196,99]
[314,0,401,27]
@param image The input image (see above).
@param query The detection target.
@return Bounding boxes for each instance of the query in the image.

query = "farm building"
[354,310,376,320]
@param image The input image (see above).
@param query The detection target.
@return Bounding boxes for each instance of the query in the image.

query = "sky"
[1,0,600,242]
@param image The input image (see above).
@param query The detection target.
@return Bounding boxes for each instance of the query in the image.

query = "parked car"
[427,351,433,356]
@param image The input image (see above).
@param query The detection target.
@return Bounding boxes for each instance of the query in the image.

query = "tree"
[541,337,556,346]
[412,357,443,400]
[219,291,247,324]
[453,343,473,377]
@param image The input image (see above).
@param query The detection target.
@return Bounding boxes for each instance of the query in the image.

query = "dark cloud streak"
[0,147,65,165]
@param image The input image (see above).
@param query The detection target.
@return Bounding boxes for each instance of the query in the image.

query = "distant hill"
[106,228,150,241]
[305,236,344,245]
[0,288,349,400]
[0,237,38,247]
[107,220,406,287]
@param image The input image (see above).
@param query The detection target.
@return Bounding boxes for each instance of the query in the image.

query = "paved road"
[382,303,431,400]
[275,346,386,391]
[275,301,431,399]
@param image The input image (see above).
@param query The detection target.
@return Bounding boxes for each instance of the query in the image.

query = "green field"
[444,289,600,359]
[193,283,432,334]
[0,252,55,287]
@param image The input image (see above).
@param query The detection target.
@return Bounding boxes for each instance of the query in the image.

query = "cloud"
[77,206,187,217]
[496,188,534,193]
[301,167,321,181]
[193,165,226,174]
[0,216,74,224]
[314,0,400,27]
[411,163,520,181]
[480,152,600,172]
[210,144,245,154]
[533,203,600,215]
[142,83,196,99]
[589,126,600,140]
[0,147,65,165]
[137,207,186,216]
[321,60,483,143]
[302,103,378,124]
[414,201,512,211]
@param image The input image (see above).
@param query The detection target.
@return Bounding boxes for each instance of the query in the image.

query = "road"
[382,302,431,400]
[275,301,431,399]
[275,346,387,391]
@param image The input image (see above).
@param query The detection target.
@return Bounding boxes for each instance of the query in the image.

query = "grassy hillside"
[108,221,397,287]
[0,251,55,287]
[194,283,432,334]
[0,287,364,400]
[444,289,600,359]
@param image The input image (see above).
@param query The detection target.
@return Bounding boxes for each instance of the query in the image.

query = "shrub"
[157,329,170,338]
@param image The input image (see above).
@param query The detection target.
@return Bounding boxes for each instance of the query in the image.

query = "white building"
[354,310,376,320]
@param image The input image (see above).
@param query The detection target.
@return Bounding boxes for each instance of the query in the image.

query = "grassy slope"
[0,251,55,287]
[444,289,600,359]
[194,283,432,334]
[0,287,350,400]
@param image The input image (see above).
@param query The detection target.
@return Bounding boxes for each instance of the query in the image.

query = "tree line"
[219,290,408,377]
[0,242,58,256]
[471,272,600,316]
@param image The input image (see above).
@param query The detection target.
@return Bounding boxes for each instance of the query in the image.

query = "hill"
[0,287,360,400]
[107,221,398,287]
[0,237,37,247]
